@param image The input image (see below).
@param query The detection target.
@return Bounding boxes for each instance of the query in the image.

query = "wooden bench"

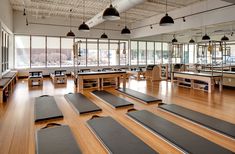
[0,71,18,103]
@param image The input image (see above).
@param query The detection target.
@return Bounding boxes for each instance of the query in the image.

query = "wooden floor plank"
[0,78,234,154]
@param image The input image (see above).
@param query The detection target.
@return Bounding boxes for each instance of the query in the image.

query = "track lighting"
[23,8,26,16]
[183,17,186,22]
[26,18,29,26]
[160,0,174,26]
[150,25,153,29]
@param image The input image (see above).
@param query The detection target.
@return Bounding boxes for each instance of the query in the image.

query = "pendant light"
[160,0,174,26]
[221,35,229,41]
[79,0,90,32]
[172,34,178,43]
[202,34,210,40]
[67,9,75,37]
[202,27,210,40]
[101,33,108,39]
[103,0,120,21]
[189,30,195,43]
[101,22,108,39]
[189,38,195,43]
[121,12,131,35]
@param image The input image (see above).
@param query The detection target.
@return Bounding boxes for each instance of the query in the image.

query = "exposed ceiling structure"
[138,21,235,41]
[10,0,203,25]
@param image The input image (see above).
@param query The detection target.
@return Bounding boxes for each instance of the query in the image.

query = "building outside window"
[47,37,60,67]
[15,35,30,68]
[31,36,46,68]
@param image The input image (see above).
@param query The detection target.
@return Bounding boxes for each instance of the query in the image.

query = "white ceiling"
[137,21,235,42]
[10,0,203,25]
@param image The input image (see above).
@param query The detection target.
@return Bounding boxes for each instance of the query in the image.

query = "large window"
[172,44,182,64]
[47,37,60,67]
[87,39,98,66]
[120,41,128,66]
[147,42,154,64]
[14,35,130,68]
[15,35,30,68]
[99,40,109,66]
[1,30,9,72]
[138,41,146,65]
[61,38,73,67]
[131,41,138,65]
[110,40,119,66]
[163,43,169,64]
[155,42,162,64]
[31,36,46,68]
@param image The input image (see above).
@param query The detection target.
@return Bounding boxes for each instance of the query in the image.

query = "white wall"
[0,0,13,31]
[0,0,13,77]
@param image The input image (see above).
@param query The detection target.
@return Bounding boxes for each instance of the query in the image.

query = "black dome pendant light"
[121,12,131,35]
[103,0,120,21]
[189,30,195,43]
[101,33,108,39]
[221,35,229,41]
[202,34,210,40]
[66,9,75,37]
[101,22,108,39]
[172,34,178,43]
[189,38,195,43]
[79,0,90,32]
[202,27,210,40]
[160,0,174,26]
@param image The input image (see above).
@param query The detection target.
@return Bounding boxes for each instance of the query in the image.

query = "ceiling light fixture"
[79,0,90,32]
[101,33,108,39]
[121,12,131,35]
[26,18,29,26]
[101,22,108,39]
[221,35,229,41]
[202,27,210,40]
[23,8,26,16]
[160,0,174,26]
[103,0,120,21]
[183,17,186,22]
[66,9,75,37]
[202,34,210,40]
[172,34,178,43]
[189,38,195,43]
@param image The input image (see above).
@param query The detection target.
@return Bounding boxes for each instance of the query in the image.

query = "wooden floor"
[0,77,235,154]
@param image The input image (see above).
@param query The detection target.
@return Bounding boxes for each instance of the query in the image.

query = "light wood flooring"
[0,78,235,154]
